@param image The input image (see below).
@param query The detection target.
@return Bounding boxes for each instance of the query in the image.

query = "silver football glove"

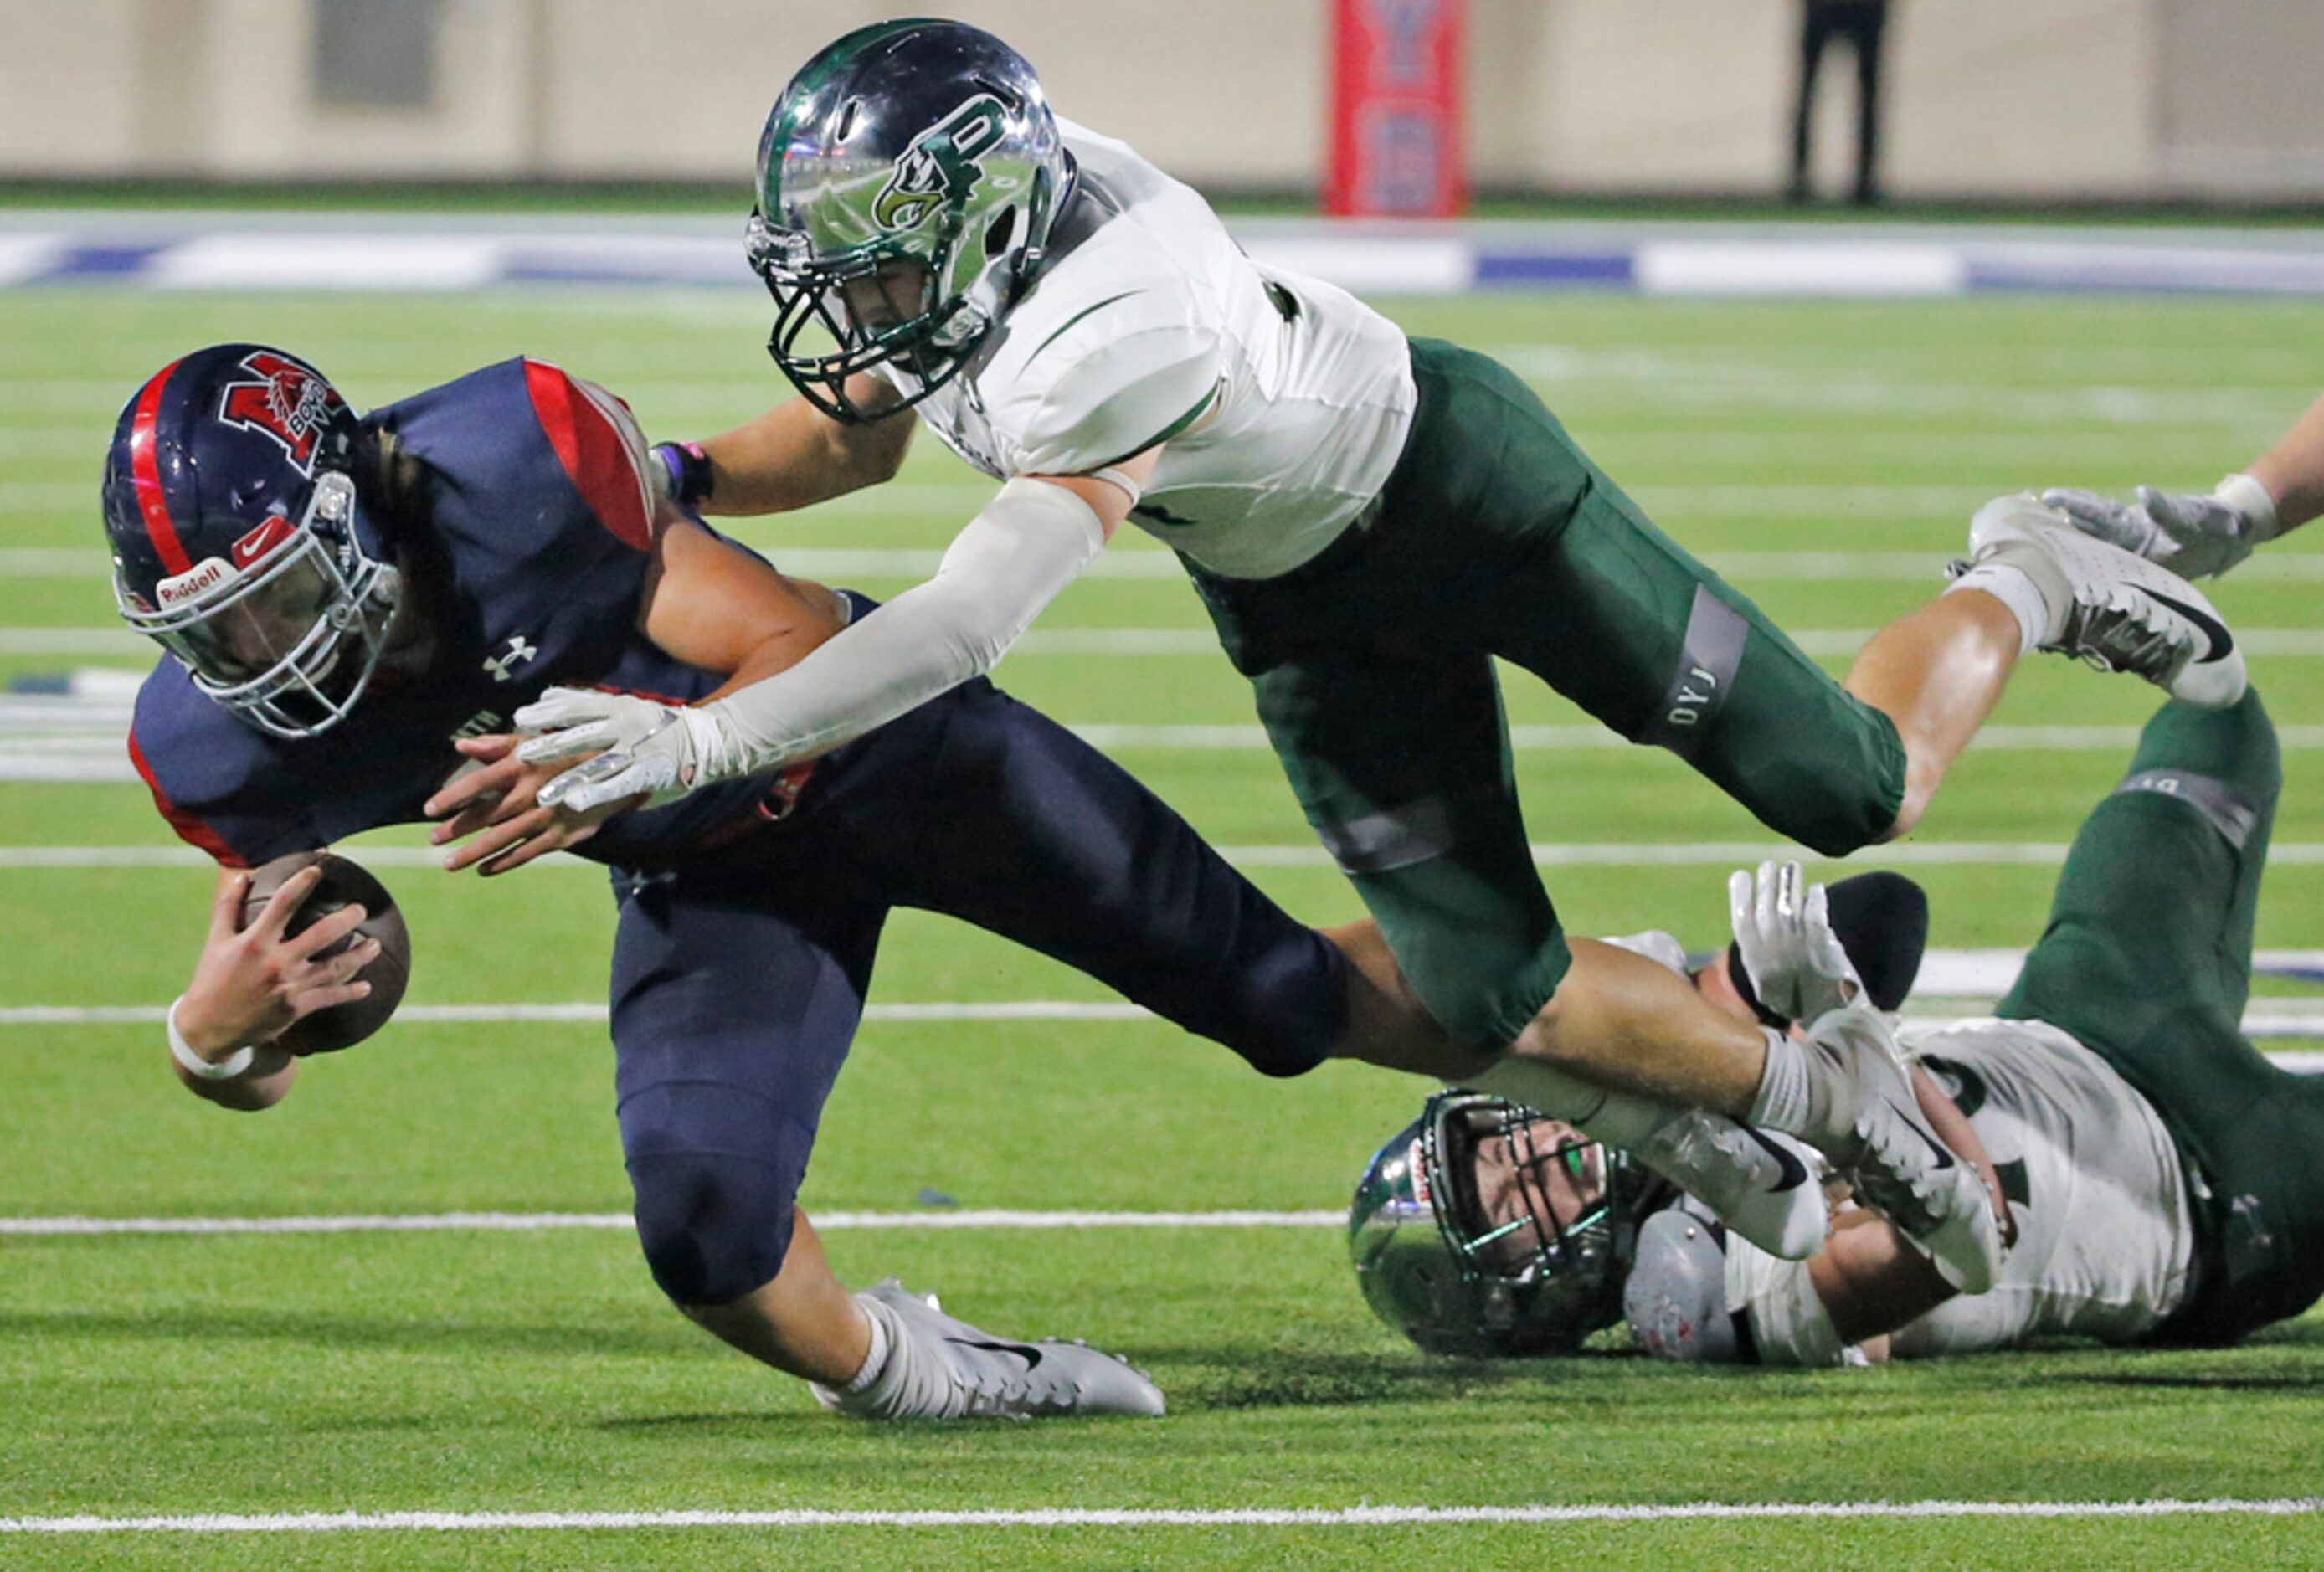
[1727,860,1861,1026]
[2039,474,2277,580]
[514,686,712,813]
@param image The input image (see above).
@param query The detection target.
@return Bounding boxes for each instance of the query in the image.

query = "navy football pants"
[607,678,1349,1304]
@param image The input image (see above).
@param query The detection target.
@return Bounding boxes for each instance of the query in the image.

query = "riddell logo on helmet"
[217,352,341,474]
[157,556,238,608]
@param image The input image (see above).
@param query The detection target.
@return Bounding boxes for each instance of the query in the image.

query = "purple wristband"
[653,440,713,507]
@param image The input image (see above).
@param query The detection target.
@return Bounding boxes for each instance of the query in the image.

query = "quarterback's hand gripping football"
[1728,860,1862,1026]
[2039,478,2275,580]
[178,865,378,1055]
[514,686,710,814]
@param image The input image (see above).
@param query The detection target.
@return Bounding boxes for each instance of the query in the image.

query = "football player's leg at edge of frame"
[1997,689,2324,1344]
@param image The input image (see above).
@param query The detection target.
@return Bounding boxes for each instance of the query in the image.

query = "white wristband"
[167,996,255,1081]
[2216,472,2280,540]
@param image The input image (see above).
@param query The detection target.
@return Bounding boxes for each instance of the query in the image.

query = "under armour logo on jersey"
[482,635,538,683]
[217,351,343,474]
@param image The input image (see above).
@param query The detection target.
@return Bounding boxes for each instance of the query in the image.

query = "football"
[239,851,413,1055]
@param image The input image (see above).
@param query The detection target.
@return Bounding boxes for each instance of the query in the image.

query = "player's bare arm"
[169,862,378,1110]
[686,372,917,516]
[2248,389,2324,536]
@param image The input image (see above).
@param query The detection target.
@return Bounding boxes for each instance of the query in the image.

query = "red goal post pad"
[1325,0,1468,218]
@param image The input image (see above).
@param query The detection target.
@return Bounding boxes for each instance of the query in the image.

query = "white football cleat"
[1634,1112,1829,1261]
[1961,494,2246,707]
[1797,1002,2004,1294]
[811,1279,1166,1421]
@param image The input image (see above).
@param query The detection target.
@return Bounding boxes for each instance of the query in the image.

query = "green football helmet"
[1349,1092,1671,1357]
[748,19,1075,423]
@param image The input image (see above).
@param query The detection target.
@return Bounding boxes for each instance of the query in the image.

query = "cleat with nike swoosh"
[810,1278,1165,1420]
[1959,494,2246,707]
[1799,1000,2006,1294]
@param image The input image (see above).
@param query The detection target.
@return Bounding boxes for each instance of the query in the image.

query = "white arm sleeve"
[683,477,1105,778]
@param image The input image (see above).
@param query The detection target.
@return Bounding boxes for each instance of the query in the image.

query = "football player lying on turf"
[512,21,2249,1294]
[109,342,1530,1421]
[1354,691,2321,1362]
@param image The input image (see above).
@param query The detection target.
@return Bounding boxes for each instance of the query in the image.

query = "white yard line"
[18,624,2324,658]
[8,1003,2322,1039]
[7,843,2324,871]
[20,725,2324,786]
[7,544,2324,582]
[3,1498,2317,1535]
[0,1209,1345,1237]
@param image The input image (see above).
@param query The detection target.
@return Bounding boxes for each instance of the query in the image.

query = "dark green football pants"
[1997,690,2324,1344]
[1185,337,1907,1046]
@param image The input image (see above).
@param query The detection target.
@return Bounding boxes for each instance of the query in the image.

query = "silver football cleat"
[1960,494,2246,707]
[812,1279,1166,1421]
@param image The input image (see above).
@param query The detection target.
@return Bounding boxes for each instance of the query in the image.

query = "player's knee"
[628,1147,795,1307]
[1211,929,1348,1077]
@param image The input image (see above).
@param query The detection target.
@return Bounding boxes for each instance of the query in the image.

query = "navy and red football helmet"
[101,345,399,738]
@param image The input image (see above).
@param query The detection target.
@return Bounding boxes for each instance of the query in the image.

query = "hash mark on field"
[3,1498,2318,1534]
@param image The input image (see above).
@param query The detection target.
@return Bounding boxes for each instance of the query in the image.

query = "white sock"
[842,1296,892,1394]
[1748,1026,1815,1137]
[1945,562,2051,655]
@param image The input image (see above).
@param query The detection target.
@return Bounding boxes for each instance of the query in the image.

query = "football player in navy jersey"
[108,342,1494,1420]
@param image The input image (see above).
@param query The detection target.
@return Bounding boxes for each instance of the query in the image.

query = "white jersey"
[896,121,1417,580]
[1727,1017,2198,1362]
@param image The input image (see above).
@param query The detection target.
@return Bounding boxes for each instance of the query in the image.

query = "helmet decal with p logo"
[874,94,1010,233]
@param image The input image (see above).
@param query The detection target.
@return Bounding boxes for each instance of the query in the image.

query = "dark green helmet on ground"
[747,19,1075,423]
[1350,1092,1670,1357]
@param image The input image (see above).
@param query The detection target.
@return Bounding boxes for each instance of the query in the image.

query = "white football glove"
[514,686,712,814]
[2039,474,2277,580]
[1727,860,1861,1026]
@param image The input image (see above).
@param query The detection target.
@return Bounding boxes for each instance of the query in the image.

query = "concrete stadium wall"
[1,0,2317,200]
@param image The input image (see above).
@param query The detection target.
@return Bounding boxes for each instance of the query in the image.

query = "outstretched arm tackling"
[428,511,860,874]
[519,450,1159,814]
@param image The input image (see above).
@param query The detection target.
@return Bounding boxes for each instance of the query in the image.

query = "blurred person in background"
[1789,0,1892,206]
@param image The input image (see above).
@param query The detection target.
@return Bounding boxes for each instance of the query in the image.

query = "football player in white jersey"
[504,20,2248,1290]
[1356,689,2322,1364]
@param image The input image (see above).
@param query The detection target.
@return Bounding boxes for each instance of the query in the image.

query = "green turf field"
[3,281,2321,1566]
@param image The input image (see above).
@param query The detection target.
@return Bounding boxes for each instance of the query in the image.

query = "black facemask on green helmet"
[1349,1092,1673,1358]
[748,19,1076,424]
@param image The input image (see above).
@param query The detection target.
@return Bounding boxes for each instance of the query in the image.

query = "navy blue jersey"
[128,358,797,867]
